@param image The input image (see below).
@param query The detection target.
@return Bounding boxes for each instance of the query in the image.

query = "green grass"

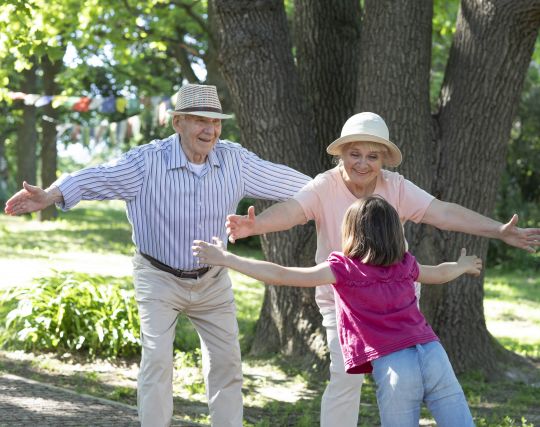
[484,269,540,358]
[0,200,134,259]
[0,201,539,426]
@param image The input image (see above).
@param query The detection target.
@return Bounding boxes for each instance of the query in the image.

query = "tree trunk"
[212,0,327,367]
[16,64,38,190]
[357,0,434,191]
[423,0,540,374]
[355,0,540,375]
[294,0,361,169]
[205,1,237,139]
[355,0,439,264]
[211,0,540,375]
[38,55,62,221]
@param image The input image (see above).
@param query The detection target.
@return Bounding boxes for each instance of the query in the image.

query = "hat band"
[177,106,223,114]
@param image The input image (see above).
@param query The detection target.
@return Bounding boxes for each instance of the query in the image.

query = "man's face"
[173,115,222,164]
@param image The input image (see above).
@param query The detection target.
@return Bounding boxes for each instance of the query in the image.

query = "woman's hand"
[192,237,228,266]
[456,248,483,276]
[226,206,256,243]
[499,214,540,253]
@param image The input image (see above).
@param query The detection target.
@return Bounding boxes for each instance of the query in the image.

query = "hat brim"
[167,110,233,119]
[326,133,402,167]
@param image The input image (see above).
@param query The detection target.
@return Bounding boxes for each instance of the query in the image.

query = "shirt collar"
[167,133,221,170]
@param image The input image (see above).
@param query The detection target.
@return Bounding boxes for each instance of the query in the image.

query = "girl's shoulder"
[327,251,348,268]
[327,252,375,278]
[327,252,418,285]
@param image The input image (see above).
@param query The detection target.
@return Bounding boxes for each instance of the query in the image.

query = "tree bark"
[16,64,38,191]
[205,1,237,138]
[355,0,439,265]
[38,55,62,221]
[294,0,361,169]
[212,0,327,367]
[424,0,540,374]
[357,0,434,191]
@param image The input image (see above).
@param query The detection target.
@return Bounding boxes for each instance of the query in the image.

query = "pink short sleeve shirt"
[295,166,435,264]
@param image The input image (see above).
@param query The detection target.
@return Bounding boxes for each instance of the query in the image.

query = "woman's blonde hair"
[341,195,406,266]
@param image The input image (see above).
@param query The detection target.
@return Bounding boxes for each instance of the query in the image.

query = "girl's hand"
[457,248,483,276]
[192,237,227,266]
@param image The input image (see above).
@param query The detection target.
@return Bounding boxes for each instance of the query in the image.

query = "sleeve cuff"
[53,174,82,211]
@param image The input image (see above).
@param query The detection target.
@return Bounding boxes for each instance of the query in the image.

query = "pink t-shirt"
[327,252,438,374]
[294,166,435,309]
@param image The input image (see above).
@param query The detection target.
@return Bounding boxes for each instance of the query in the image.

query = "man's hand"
[193,237,228,266]
[4,182,60,215]
[226,205,256,243]
[456,248,483,276]
[499,214,540,253]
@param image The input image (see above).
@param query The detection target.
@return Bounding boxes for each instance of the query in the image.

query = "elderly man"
[4,84,311,427]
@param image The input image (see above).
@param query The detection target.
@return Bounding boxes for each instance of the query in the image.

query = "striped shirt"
[54,133,311,270]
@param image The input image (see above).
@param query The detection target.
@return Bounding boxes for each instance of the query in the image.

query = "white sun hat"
[326,112,402,167]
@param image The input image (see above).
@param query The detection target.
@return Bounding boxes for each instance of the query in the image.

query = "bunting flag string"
[6,91,174,117]
[5,91,178,146]
[51,115,146,147]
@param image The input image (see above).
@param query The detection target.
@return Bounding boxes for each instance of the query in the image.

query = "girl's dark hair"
[342,195,406,266]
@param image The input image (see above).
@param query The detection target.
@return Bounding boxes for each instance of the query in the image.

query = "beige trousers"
[132,253,243,427]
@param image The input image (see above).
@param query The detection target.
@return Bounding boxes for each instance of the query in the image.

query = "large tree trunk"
[212,0,540,375]
[38,55,62,221]
[355,0,439,265]
[294,0,361,169]
[357,0,434,191]
[423,0,540,374]
[16,64,38,190]
[212,0,326,367]
[205,1,237,139]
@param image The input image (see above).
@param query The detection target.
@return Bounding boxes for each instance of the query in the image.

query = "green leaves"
[0,271,141,359]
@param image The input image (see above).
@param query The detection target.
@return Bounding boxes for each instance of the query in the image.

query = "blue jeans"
[371,341,474,427]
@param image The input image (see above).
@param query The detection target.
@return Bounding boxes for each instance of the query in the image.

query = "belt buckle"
[178,270,199,279]
[177,267,208,279]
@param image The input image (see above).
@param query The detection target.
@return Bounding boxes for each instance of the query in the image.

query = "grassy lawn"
[0,201,538,426]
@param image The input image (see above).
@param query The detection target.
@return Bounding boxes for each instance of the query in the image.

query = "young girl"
[193,195,481,427]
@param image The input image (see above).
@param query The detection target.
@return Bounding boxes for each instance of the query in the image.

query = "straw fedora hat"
[326,112,402,167]
[167,84,232,119]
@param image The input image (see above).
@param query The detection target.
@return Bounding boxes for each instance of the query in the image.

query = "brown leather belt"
[140,252,210,279]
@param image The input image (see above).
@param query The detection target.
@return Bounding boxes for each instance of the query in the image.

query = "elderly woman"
[226,112,540,427]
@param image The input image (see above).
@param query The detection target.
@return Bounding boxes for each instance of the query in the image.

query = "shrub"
[0,272,140,359]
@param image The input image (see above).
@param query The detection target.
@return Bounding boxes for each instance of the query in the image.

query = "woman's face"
[340,142,384,189]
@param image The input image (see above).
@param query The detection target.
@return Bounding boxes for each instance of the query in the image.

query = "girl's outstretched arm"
[418,248,483,285]
[193,238,335,287]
